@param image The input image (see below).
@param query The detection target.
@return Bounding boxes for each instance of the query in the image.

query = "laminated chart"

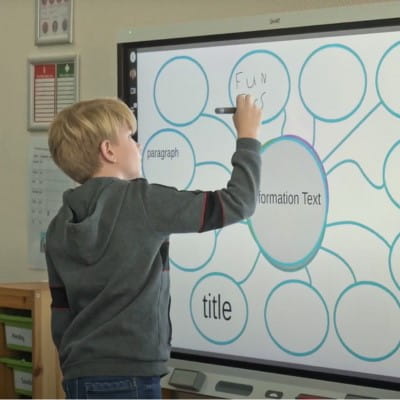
[137,30,400,379]
[28,56,78,130]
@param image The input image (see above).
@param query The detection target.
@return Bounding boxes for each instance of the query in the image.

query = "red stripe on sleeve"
[199,192,208,232]
[216,191,225,227]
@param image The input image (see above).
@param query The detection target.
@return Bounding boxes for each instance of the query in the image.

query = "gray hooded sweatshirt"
[45,138,261,380]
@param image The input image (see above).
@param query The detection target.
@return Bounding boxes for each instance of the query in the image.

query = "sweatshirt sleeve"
[45,249,73,349]
[141,138,261,234]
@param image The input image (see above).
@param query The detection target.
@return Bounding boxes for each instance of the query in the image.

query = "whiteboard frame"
[118,1,400,44]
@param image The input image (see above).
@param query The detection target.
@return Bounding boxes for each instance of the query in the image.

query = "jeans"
[63,375,162,399]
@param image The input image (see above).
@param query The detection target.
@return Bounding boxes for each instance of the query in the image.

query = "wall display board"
[28,136,75,269]
[118,3,400,395]
[36,0,73,45]
[28,55,79,131]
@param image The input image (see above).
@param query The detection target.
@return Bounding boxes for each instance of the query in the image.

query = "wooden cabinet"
[0,282,63,399]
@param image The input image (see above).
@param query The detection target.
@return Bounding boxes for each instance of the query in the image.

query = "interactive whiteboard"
[118,12,400,390]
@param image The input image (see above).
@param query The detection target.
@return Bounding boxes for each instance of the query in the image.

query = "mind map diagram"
[138,31,400,377]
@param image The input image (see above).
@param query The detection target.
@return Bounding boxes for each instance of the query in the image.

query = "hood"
[55,178,127,265]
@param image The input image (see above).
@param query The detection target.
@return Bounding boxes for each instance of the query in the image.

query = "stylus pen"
[215,107,236,114]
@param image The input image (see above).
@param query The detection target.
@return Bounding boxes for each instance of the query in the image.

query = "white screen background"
[136,27,400,382]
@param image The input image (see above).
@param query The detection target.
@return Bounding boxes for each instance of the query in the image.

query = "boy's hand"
[233,94,262,140]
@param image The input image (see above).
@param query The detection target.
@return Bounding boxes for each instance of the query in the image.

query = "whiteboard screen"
[118,19,400,388]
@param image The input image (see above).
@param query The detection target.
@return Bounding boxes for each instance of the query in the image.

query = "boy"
[45,94,261,398]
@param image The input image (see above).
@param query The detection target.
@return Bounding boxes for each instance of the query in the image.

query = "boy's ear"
[99,140,117,163]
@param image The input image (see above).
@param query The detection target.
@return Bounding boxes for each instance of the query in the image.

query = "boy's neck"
[91,165,126,180]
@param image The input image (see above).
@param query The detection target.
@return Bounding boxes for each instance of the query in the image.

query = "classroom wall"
[0,0,389,282]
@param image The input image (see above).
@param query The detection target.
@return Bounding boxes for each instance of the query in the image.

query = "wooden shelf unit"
[0,282,63,399]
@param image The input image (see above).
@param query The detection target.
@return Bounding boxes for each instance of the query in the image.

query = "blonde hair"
[48,98,136,184]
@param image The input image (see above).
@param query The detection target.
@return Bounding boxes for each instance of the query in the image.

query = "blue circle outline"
[171,231,217,272]
[299,44,367,122]
[153,56,209,126]
[376,41,400,118]
[142,128,196,190]
[228,50,291,124]
[334,281,400,361]
[190,272,249,345]
[264,279,330,356]
[248,135,329,271]
[389,233,400,291]
[383,140,400,208]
